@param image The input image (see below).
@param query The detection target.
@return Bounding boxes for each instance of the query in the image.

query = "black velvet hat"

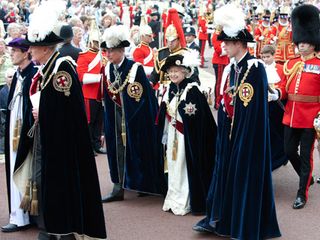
[291,4,320,47]
[103,25,130,49]
[217,28,254,43]
[161,50,200,73]
[161,54,185,73]
[215,4,255,43]
[23,31,64,46]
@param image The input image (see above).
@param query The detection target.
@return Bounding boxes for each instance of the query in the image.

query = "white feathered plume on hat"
[214,4,245,38]
[28,0,66,42]
[103,25,129,48]
[182,49,200,69]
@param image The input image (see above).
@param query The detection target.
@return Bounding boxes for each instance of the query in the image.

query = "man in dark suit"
[58,24,82,62]
[184,26,200,53]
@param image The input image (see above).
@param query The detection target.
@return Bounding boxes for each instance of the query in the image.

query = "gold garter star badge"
[53,71,72,96]
[238,83,254,107]
[184,102,197,116]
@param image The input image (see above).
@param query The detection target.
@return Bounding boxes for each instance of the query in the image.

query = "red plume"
[164,8,186,48]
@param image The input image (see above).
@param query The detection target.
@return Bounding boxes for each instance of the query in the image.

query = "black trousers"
[284,126,316,200]
[88,99,104,151]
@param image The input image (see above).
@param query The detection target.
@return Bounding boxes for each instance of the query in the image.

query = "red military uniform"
[254,24,277,58]
[277,54,320,128]
[77,48,105,153]
[133,41,154,77]
[211,30,229,109]
[275,24,295,63]
[246,24,256,56]
[276,53,320,203]
[77,49,102,101]
[198,15,207,67]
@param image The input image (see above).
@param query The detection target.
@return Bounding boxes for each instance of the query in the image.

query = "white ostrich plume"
[214,4,246,38]
[103,25,129,48]
[28,0,66,42]
[182,49,200,68]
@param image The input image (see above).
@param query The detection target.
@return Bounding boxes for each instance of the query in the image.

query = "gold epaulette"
[170,47,188,55]
[283,58,304,91]
[78,50,87,55]
[157,46,169,53]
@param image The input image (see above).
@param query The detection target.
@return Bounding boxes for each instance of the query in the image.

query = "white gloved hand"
[268,90,279,102]
[259,36,264,41]
[220,42,227,56]
[313,113,320,131]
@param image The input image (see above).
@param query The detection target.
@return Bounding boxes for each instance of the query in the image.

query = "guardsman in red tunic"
[272,5,320,209]
[77,20,105,154]
[211,26,229,109]
[133,25,154,78]
[254,14,277,58]
[198,9,208,68]
[274,7,295,63]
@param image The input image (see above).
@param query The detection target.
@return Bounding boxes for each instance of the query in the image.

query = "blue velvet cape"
[157,78,217,214]
[195,53,281,239]
[37,53,106,238]
[103,58,166,195]
[269,101,288,170]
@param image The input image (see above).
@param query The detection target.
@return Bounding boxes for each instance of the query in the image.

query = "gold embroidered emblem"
[53,71,72,96]
[238,83,254,107]
[127,82,143,102]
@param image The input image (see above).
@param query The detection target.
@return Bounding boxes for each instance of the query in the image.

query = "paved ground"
[1,45,320,240]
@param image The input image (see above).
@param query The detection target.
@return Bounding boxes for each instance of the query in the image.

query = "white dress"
[9,74,30,226]
[162,93,191,216]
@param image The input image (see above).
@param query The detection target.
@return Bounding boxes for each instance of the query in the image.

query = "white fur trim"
[128,63,141,83]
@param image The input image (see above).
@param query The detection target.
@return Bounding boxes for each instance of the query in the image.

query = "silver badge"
[184,102,197,116]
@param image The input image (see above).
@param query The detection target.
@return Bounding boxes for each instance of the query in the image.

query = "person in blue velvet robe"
[193,4,281,240]
[21,1,107,238]
[156,52,217,215]
[101,25,166,203]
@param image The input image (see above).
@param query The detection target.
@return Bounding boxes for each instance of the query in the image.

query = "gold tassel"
[172,138,178,160]
[30,182,39,216]
[208,95,213,106]
[121,132,126,147]
[121,121,126,147]
[20,180,31,212]
[12,119,21,151]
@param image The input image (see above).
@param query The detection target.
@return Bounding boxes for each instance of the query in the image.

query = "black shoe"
[317,177,320,184]
[60,234,76,240]
[1,223,31,233]
[95,147,107,154]
[292,197,306,209]
[102,192,124,203]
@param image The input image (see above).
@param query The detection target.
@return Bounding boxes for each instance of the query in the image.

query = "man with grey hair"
[22,1,107,239]
[101,24,165,203]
